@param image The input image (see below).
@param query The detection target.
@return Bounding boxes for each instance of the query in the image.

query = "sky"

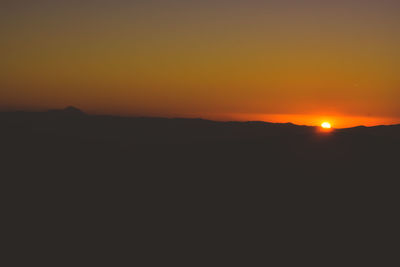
[1,0,399,128]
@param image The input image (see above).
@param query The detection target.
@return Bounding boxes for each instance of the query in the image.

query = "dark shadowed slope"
[1,108,399,266]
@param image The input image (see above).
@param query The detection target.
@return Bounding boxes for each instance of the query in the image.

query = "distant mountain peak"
[48,106,86,116]
[63,106,84,114]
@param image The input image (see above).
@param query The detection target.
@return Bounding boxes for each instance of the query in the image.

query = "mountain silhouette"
[48,106,86,116]
[1,108,398,264]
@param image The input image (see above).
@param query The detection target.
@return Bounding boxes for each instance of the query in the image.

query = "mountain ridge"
[0,107,399,130]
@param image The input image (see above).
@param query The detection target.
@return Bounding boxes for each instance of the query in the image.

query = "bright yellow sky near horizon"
[1,1,399,128]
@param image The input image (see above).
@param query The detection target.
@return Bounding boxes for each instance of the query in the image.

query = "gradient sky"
[1,0,399,127]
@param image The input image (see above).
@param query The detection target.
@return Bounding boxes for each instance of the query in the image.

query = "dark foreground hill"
[1,108,399,265]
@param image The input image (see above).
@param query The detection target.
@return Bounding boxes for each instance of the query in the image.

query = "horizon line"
[1,106,399,130]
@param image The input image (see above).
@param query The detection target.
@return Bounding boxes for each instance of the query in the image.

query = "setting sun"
[321,122,332,129]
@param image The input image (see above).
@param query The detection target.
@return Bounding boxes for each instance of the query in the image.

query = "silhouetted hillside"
[1,108,398,264]
[1,108,399,178]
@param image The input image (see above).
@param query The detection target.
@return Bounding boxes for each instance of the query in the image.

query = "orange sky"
[1,1,399,128]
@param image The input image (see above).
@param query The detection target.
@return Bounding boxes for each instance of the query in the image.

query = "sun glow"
[321,122,332,129]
